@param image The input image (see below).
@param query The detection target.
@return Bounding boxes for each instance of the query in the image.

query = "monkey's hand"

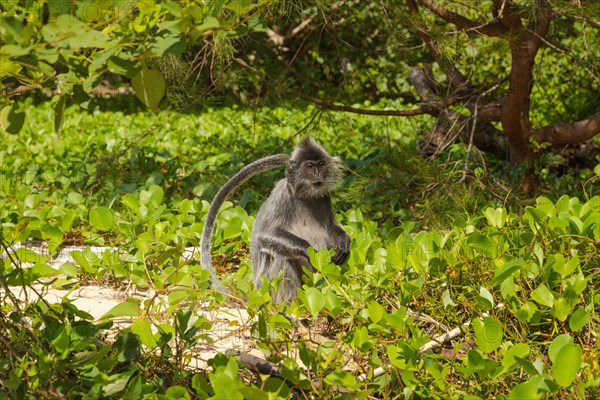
[331,228,350,265]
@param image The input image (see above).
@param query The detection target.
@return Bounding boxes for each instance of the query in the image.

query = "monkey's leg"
[255,250,306,303]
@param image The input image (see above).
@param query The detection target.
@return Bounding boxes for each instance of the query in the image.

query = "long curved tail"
[200,154,290,291]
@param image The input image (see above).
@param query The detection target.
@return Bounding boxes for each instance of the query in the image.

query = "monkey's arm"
[255,227,312,264]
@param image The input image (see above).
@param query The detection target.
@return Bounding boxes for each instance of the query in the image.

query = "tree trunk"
[502,40,535,164]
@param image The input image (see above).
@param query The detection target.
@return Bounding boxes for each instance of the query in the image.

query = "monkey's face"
[287,138,344,198]
[304,159,326,187]
[289,157,341,198]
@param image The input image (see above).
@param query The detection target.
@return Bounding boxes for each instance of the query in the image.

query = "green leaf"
[267,313,293,329]
[0,59,24,78]
[121,194,139,210]
[302,287,325,317]
[89,206,116,230]
[568,308,589,332]
[515,301,538,322]
[514,356,542,375]
[60,210,77,232]
[41,224,63,240]
[550,297,571,322]
[508,382,541,400]
[351,325,373,350]
[472,317,503,353]
[367,301,384,323]
[209,357,243,400]
[324,370,360,390]
[164,386,191,399]
[191,374,211,398]
[476,287,494,310]
[552,343,582,387]
[502,343,530,370]
[530,284,554,307]
[387,343,415,369]
[114,332,142,363]
[562,255,579,277]
[100,299,141,319]
[108,56,141,78]
[2,16,32,44]
[466,233,497,257]
[466,349,485,369]
[67,192,85,205]
[548,334,573,363]
[1,104,26,134]
[58,262,78,278]
[103,376,130,397]
[500,276,516,300]
[490,258,524,286]
[65,29,109,49]
[140,185,164,205]
[13,248,45,264]
[196,16,220,32]
[52,327,71,353]
[132,64,165,112]
[54,95,67,133]
[123,375,143,400]
[442,289,456,309]
[484,207,507,228]
[71,250,92,272]
[149,33,186,57]
[131,320,157,349]
[31,262,59,278]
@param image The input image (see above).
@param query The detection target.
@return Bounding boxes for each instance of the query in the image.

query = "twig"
[302,95,434,117]
[419,320,471,353]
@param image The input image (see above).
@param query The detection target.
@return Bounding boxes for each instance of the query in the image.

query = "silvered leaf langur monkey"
[201,137,350,302]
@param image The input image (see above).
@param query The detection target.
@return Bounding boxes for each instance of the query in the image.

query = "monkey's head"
[287,137,343,198]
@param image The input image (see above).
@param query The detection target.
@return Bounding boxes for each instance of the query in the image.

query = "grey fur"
[200,138,350,302]
[201,153,290,291]
[251,137,350,302]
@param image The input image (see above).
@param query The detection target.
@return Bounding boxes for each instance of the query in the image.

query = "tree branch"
[535,112,600,146]
[302,95,436,117]
[407,1,473,94]
[418,0,508,36]
[410,66,505,123]
[526,0,555,55]
[407,66,443,108]
[493,0,524,29]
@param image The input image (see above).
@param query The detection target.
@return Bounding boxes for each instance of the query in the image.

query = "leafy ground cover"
[1,102,599,399]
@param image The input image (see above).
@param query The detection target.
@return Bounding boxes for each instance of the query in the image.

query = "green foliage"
[1,104,599,398]
[0,0,274,132]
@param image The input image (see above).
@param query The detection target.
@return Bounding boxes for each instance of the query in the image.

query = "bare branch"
[225,350,281,376]
[302,95,436,117]
[406,1,473,93]
[407,67,444,107]
[418,0,508,36]
[1,84,42,98]
[535,112,600,146]
[474,101,503,122]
